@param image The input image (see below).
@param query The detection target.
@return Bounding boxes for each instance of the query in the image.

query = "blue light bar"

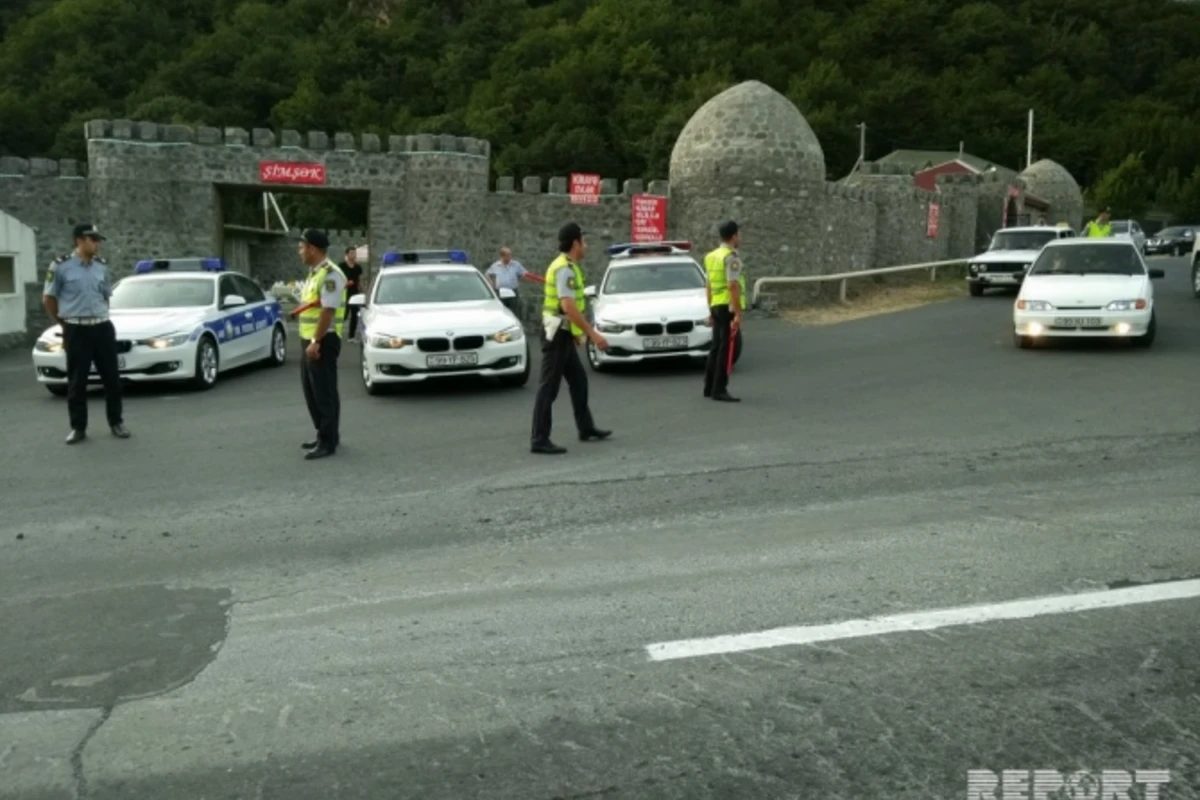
[382,249,469,266]
[607,241,692,257]
[133,257,227,274]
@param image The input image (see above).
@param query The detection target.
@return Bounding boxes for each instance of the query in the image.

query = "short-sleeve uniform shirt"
[555,261,580,300]
[43,254,112,319]
[724,252,743,286]
[317,262,347,309]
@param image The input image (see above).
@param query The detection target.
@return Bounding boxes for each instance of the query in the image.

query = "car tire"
[264,324,286,367]
[1192,260,1200,299]
[361,348,383,395]
[585,339,609,372]
[969,282,984,297]
[190,335,219,390]
[500,343,532,388]
[46,384,66,397]
[1014,332,1033,349]
[1132,313,1156,348]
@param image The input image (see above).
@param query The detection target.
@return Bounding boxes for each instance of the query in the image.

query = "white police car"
[584,241,741,372]
[32,257,287,395]
[349,249,529,394]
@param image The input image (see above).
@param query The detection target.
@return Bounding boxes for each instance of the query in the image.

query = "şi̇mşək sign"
[259,161,327,185]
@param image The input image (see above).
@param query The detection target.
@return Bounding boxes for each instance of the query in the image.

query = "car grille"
[454,335,484,350]
[635,323,663,336]
[417,338,450,353]
[116,340,132,354]
[666,321,693,334]
[1055,306,1103,311]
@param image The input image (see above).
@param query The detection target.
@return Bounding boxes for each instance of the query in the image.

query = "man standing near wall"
[703,221,744,403]
[289,229,347,461]
[340,246,364,342]
[42,223,130,444]
[486,247,543,317]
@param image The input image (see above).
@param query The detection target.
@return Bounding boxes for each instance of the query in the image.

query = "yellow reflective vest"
[542,254,587,336]
[298,260,347,339]
[1084,220,1112,237]
[704,245,742,308]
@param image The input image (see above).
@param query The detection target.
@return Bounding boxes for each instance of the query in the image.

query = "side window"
[232,274,266,303]
[218,275,239,307]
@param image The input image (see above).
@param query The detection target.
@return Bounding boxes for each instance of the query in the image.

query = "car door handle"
[244,312,253,317]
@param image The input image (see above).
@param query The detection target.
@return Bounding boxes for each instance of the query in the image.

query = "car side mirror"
[498,288,516,299]
[348,293,367,306]
[1148,268,1165,279]
[584,285,597,298]
[221,294,246,309]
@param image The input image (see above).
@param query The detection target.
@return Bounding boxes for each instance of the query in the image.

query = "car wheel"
[586,339,609,372]
[361,348,383,395]
[190,336,219,390]
[1132,313,1156,348]
[969,282,984,297]
[46,384,66,397]
[265,324,286,367]
[500,343,532,388]
[1192,261,1200,299]
[1014,331,1032,349]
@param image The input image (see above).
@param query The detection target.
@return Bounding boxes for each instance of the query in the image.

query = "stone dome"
[669,80,826,187]
[1019,159,1083,223]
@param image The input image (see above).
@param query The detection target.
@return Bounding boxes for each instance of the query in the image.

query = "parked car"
[1109,219,1147,254]
[1145,225,1195,257]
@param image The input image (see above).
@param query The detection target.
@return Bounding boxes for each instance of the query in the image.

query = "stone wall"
[244,228,368,286]
[0,157,91,278]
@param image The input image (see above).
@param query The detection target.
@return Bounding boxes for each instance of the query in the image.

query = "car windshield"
[603,262,705,294]
[1028,244,1145,276]
[374,270,493,304]
[988,230,1058,251]
[109,278,214,309]
[1110,221,1130,233]
[1158,226,1192,237]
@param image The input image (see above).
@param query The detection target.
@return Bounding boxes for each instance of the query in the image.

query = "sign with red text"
[259,161,327,185]
[927,200,941,238]
[631,195,668,242]
[570,173,601,205]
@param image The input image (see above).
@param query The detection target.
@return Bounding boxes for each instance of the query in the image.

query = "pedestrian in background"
[340,246,364,342]
[486,246,543,317]
[41,223,130,444]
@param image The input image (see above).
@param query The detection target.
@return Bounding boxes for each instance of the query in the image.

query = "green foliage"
[3,0,1200,222]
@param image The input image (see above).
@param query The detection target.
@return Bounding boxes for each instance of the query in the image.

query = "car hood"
[1019,274,1149,304]
[593,290,707,321]
[38,309,208,341]
[971,249,1043,265]
[366,301,516,335]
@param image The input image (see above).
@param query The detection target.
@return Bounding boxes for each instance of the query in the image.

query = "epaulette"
[95,256,107,264]
[52,254,69,265]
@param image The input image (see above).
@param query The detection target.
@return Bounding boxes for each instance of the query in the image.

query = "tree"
[1086,152,1153,218]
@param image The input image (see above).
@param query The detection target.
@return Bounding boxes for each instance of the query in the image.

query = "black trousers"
[531,328,595,444]
[345,301,361,339]
[500,292,521,318]
[301,333,341,448]
[63,320,123,431]
[703,305,735,396]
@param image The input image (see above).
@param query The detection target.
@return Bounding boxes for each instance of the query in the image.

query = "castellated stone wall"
[0,157,92,276]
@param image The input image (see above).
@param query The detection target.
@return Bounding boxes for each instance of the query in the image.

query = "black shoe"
[65,429,86,445]
[304,446,335,460]
[703,388,712,398]
[531,441,567,454]
[579,428,611,442]
[301,439,319,449]
[713,391,740,402]
[110,424,130,439]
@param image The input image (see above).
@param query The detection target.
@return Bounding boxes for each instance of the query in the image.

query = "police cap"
[718,220,739,241]
[73,223,106,241]
[299,228,330,251]
[558,222,584,252]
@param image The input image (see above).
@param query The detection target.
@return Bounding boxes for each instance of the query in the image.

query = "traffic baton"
[726,328,736,375]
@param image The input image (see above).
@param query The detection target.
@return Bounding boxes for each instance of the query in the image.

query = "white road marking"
[645,579,1200,662]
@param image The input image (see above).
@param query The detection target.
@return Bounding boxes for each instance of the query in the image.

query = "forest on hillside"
[2,0,1200,223]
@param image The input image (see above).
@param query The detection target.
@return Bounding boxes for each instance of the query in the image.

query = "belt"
[63,317,109,325]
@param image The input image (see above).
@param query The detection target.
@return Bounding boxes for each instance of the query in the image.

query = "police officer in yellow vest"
[288,229,347,460]
[1083,207,1113,237]
[530,222,612,454]
[703,220,744,402]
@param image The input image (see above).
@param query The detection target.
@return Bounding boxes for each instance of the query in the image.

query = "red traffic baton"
[726,327,736,375]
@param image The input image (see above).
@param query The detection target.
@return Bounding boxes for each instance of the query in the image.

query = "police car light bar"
[381,249,469,265]
[133,257,227,273]
[606,241,692,257]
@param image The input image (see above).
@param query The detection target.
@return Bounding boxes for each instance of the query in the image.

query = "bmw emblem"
[447,331,454,337]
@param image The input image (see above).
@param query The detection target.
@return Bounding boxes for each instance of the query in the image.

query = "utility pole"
[857,123,866,162]
[1026,109,1034,169]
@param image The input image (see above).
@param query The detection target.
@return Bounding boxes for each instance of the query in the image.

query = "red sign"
[259,161,326,185]
[926,201,940,238]
[570,173,601,205]
[631,195,667,242]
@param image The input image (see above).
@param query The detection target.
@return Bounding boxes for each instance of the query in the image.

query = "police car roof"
[133,257,227,274]
[381,249,469,265]
[378,263,478,275]
[606,254,700,269]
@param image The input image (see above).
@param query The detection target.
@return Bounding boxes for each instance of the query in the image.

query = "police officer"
[289,229,347,460]
[530,222,611,454]
[1083,207,1113,237]
[702,221,744,403]
[42,223,130,444]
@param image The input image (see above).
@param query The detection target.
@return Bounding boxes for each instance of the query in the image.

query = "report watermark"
[967,769,1172,799]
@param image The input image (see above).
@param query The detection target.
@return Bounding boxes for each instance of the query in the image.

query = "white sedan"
[583,242,741,372]
[1013,238,1164,349]
[350,262,530,394]
[32,258,287,395]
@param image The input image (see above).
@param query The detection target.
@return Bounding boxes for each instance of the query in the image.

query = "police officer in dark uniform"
[42,223,130,444]
[530,222,612,454]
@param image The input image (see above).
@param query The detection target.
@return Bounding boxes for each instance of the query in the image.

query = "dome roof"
[1019,159,1080,192]
[669,80,826,186]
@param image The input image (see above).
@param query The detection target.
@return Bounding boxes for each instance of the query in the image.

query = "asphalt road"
[2,257,1198,800]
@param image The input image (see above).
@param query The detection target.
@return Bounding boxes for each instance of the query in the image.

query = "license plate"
[985,274,1016,282]
[643,336,688,350]
[1053,317,1102,327]
[426,353,478,368]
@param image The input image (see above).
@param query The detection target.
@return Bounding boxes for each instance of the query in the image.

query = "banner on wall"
[569,173,601,205]
[259,161,326,185]
[631,195,667,242]
[927,201,941,238]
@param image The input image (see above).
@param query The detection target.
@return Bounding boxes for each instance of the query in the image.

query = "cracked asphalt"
[1,257,1198,799]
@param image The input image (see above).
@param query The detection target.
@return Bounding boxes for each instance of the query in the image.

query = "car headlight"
[1105,299,1146,311]
[35,339,63,353]
[595,320,630,333]
[141,332,190,349]
[491,325,524,343]
[368,334,408,349]
[969,263,981,273]
[1016,300,1053,311]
